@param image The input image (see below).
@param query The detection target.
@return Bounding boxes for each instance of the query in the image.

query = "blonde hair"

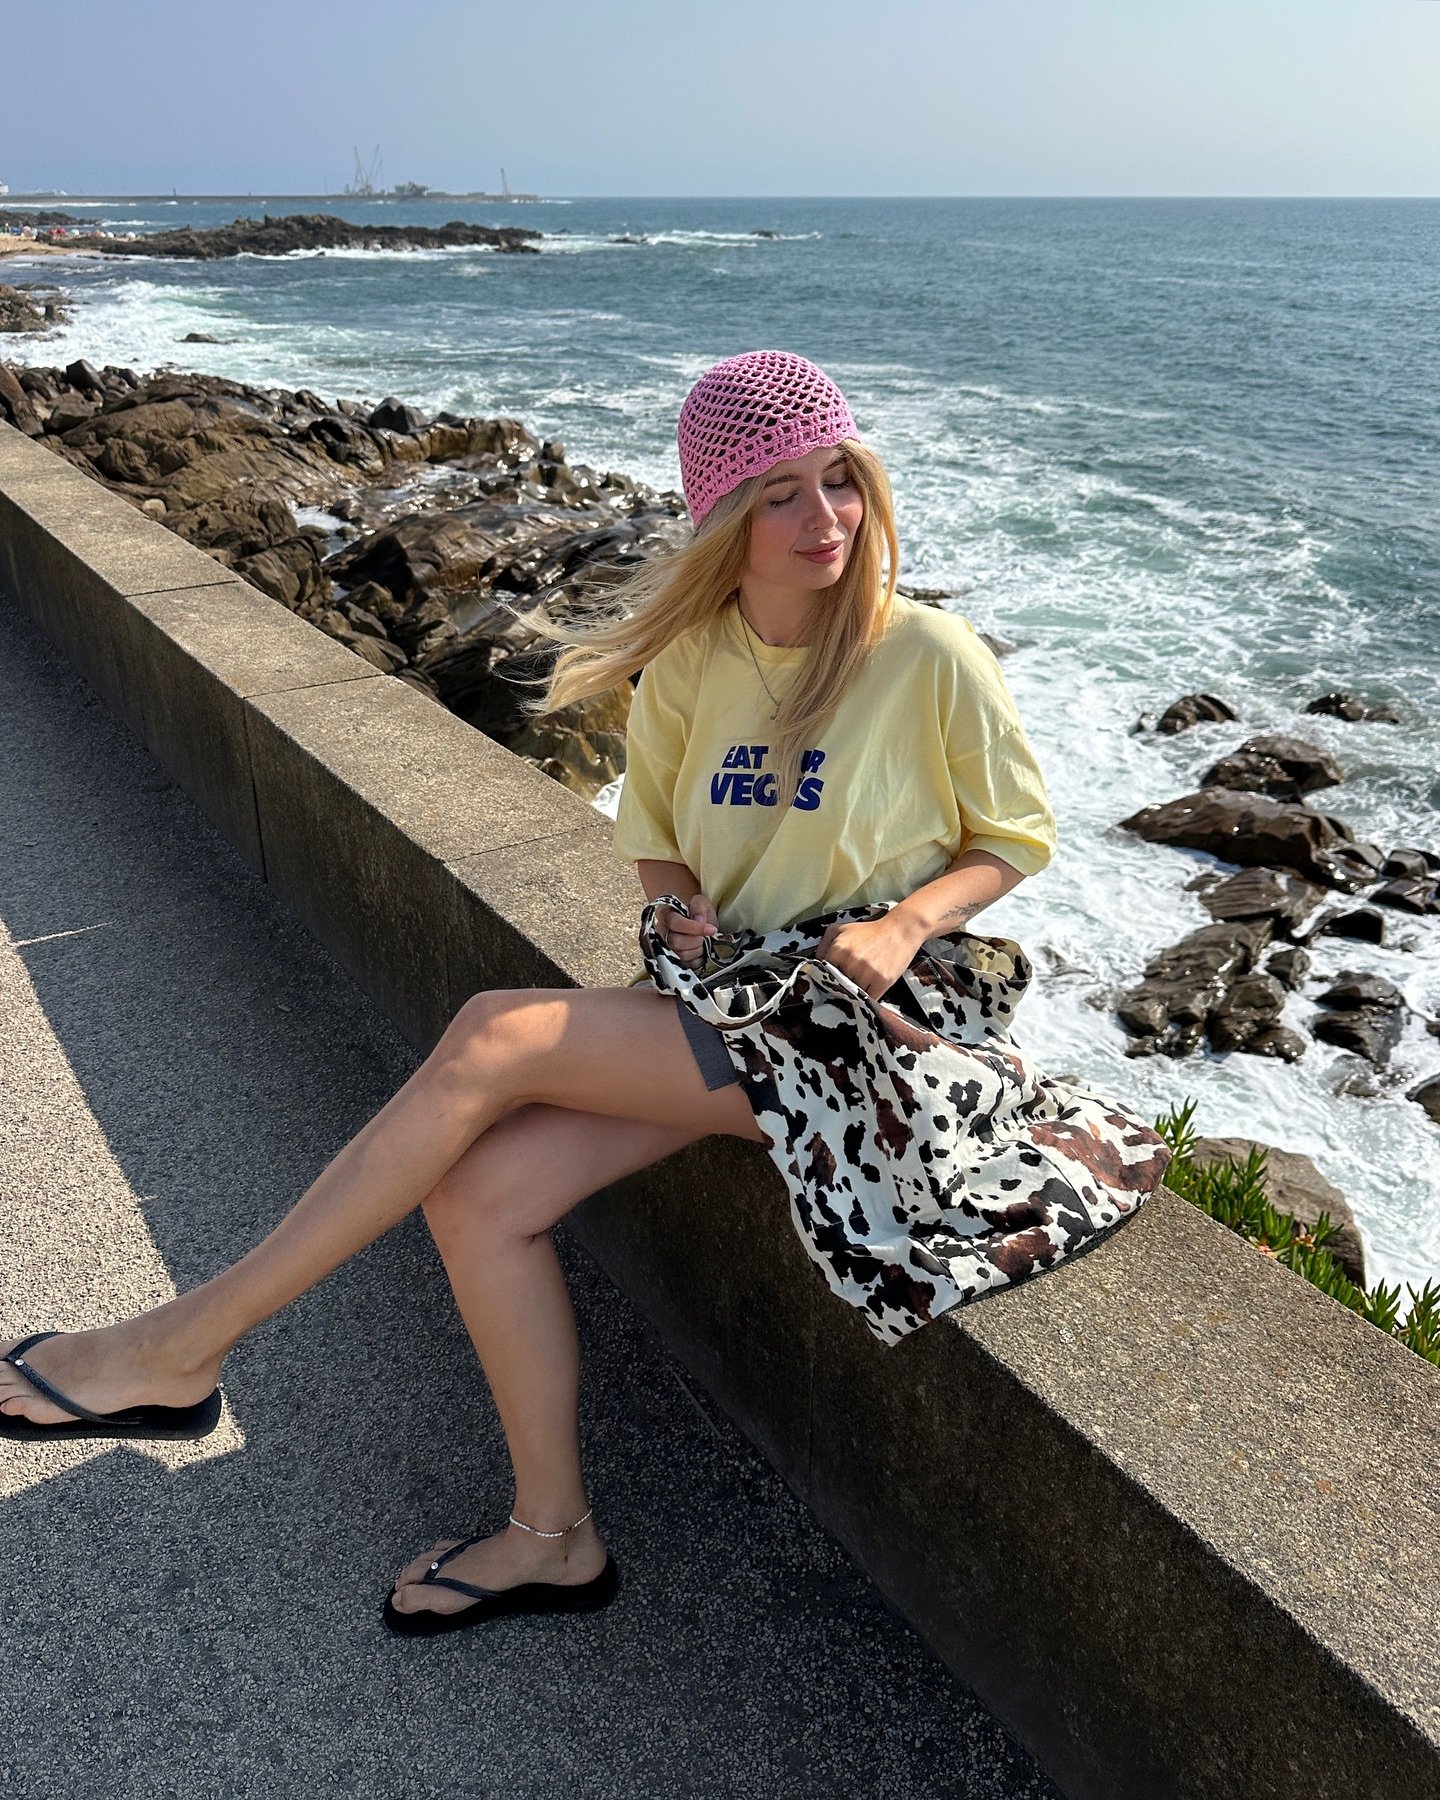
[529,438,900,815]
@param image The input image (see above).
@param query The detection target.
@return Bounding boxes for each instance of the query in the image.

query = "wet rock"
[1206,971,1290,1053]
[1327,1054,1384,1099]
[1316,972,1407,1011]
[1264,946,1311,988]
[1199,752,1296,798]
[1313,839,1386,890]
[1408,1076,1440,1127]
[1371,876,1440,915]
[1246,1025,1309,1062]
[1191,1137,1366,1287]
[1117,789,1354,887]
[1116,919,1271,1057]
[1312,1005,1404,1065]
[506,683,633,800]
[1382,847,1440,879]
[233,537,329,612]
[1200,733,1343,798]
[1143,693,1237,735]
[182,331,220,343]
[1198,866,1326,937]
[1305,906,1386,945]
[1310,974,1407,1065]
[1304,691,1400,724]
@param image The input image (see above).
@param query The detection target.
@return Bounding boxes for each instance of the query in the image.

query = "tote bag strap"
[639,894,897,1030]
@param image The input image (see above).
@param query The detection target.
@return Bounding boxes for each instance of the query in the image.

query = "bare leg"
[1,986,762,1426]
[390,1103,702,1615]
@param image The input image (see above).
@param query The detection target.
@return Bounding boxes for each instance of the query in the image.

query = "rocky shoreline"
[2,211,543,262]
[1,349,1436,1259]
[1105,696,1440,1129]
[0,281,70,333]
[0,354,680,792]
[95,212,543,260]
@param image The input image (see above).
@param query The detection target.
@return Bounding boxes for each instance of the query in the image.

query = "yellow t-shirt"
[612,595,1057,936]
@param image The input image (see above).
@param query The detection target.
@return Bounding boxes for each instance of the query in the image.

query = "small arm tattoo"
[936,898,985,929]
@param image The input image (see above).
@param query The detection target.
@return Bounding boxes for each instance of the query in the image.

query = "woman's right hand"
[657,893,720,968]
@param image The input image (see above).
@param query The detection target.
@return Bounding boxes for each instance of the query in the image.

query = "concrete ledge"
[2,418,1436,1800]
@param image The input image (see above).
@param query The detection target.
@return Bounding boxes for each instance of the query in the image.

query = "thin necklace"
[736,604,784,720]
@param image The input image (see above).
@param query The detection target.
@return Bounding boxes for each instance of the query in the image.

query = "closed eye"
[766,475,855,510]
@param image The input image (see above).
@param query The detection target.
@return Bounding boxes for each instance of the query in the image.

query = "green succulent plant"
[1154,1099,1440,1368]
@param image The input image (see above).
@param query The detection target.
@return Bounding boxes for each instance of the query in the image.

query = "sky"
[2,0,1438,197]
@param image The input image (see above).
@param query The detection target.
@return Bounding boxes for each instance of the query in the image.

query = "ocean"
[6,193,1438,1292]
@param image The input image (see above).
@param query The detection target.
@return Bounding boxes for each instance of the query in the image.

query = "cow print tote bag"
[640,895,1172,1346]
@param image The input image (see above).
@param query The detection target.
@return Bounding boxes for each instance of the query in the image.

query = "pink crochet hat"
[677,350,859,525]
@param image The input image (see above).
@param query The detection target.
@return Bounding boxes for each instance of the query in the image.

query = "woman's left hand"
[816,910,929,1001]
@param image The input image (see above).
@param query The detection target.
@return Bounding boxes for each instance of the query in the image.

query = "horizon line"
[5,190,1440,204]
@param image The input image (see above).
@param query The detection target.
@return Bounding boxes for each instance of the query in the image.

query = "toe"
[392,1538,460,1593]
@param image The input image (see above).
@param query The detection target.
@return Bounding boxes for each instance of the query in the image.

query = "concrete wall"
[3,419,1437,1800]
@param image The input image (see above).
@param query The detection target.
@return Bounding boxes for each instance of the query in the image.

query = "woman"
[0,350,1056,1635]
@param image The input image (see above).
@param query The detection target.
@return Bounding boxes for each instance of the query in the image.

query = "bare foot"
[388,1518,608,1617]
[0,1320,222,1426]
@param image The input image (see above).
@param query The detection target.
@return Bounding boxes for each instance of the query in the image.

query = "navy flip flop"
[0,1331,224,1443]
[382,1533,621,1637]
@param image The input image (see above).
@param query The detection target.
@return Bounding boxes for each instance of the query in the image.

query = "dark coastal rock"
[1407,1076,1440,1127]
[1304,691,1399,724]
[1312,1005,1405,1065]
[47,393,101,434]
[1191,1137,1366,1288]
[1116,919,1271,1058]
[97,213,542,261]
[0,361,42,434]
[1142,693,1237,735]
[1311,972,1408,1066]
[1264,945,1311,988]
[1296,687,1404,723]
[1304,906,1386,945]
[1206,971,1292,1054]
[181,331,220,343]
[1316,972,1407,1012]
[1327,1054,1385,1099]
[1314,838,1386,888]
[1198,866,1326,937]
[0,280,72,336]
[368,397,429,435]
[1382,847,1440,879]
[64,358,107,395]
[2,355,692,800]
[1371,876,1440,915]
[1117,789,1357,888]
[0,209,81,229]
[1200,733,1343,799]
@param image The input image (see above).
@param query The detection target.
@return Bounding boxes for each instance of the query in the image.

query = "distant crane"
[345,146,383,197]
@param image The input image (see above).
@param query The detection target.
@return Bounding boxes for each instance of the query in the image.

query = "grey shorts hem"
[674,997,741,1091]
